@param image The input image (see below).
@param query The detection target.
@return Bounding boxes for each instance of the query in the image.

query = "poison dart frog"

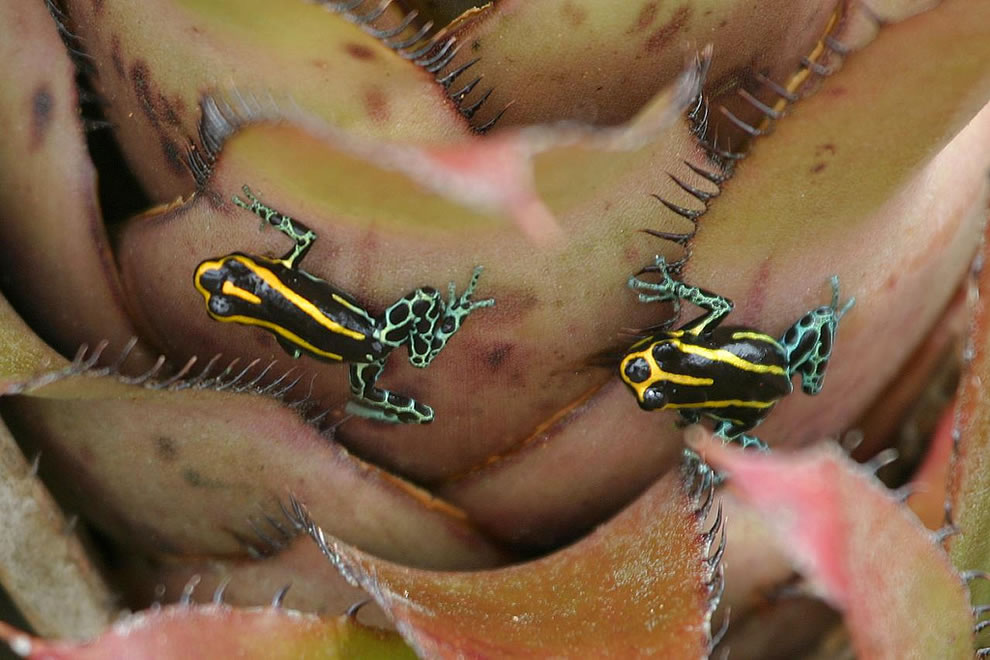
[620,256,854,449]
[194,185,495,424]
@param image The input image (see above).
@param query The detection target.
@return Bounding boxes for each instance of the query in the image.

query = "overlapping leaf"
[696,435,973,658]
[0,604,415,659]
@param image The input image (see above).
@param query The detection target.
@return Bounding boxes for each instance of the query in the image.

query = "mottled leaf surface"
[0,605,415,660]
[299,464,719,658]
[0,288,67,393]
[695,436,973,659]
[442,0,837,134]
[121,538,384,622]
[686,0,990,448]
[2,363,506,570]
[0,2,152,364]
[63,0,470,200]
[0,415,115,640]
[948,204,990,635]
[114,70,708,501]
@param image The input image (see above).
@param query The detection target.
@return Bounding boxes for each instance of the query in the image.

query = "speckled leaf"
[297,462,721,658]
[948,211,990,639]
[0,2,153,364]
[0,414,115,640]
[440,0,838,135]
[62,0,471,201]
[120,537,384,621]
[1,360,506,571]
[695,436,973,659]
[685,0,990,449]
[113,66,709,505]
[0,285,67,393]
[0,604,415,660]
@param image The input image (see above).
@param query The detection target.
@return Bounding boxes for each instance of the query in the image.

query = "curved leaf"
[3,356,507,570]
[947,171,990,645]
[686,0,990,448]
[296,461,721,657]
[441,0,838,136]
[63,0,471,200]
[0,604,415,659]
[113,69,707,496]
[694,434,973,658]
[0,1,153,364]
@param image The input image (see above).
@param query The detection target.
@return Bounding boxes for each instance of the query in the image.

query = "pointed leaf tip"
[690,432,973,659]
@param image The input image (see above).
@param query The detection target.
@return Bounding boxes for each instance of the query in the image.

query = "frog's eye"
[440,317,456,334]
[623,357,652,383]
[641,386,665,409]
[209,296,232,316]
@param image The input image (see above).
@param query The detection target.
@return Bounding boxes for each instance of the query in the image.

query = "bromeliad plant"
[0,0,988,657]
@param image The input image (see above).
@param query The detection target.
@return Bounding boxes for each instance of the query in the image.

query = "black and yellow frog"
[620,256,854,449]
[194,186,494,424]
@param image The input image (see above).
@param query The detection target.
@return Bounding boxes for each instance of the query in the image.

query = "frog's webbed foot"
[629,256,733,333]
[628,256,681,305]
[232,185,316,269]
[348,361,434,424]
[781,275,856,396]
[406,265,495,369]
[713,420,769,452]
[446,266,496,322]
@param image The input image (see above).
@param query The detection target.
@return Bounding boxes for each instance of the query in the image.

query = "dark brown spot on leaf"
[160,95,183,127]
[628,2,658,34]
[155,436,179,461]
[131,61,157,122]
[645,6,691,54]
[345,43,375,60]
[811,162,827,174]
[363,87,389,123]
[485,343,513,371]
[182,468,225,489]
[561,1,587,27]
[110,36,125,79]
[30,86,53,150]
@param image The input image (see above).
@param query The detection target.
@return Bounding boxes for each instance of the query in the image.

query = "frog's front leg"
[347,360,435,424]
[780,276,856,395]
[232,185,316,269]
[628,256,733,335]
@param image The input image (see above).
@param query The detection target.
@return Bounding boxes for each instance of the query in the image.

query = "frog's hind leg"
[781,276,855,395]
[628,256,733,335]
[347,360,434,424]
[713,419,769,452]
[232,185,317,269]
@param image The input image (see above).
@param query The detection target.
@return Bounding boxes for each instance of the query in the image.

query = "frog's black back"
[198,253,385,363]
[652,325,793,428]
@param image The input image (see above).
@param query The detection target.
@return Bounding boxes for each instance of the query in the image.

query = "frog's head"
[194,253,267,321]
[619,349,668,411]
